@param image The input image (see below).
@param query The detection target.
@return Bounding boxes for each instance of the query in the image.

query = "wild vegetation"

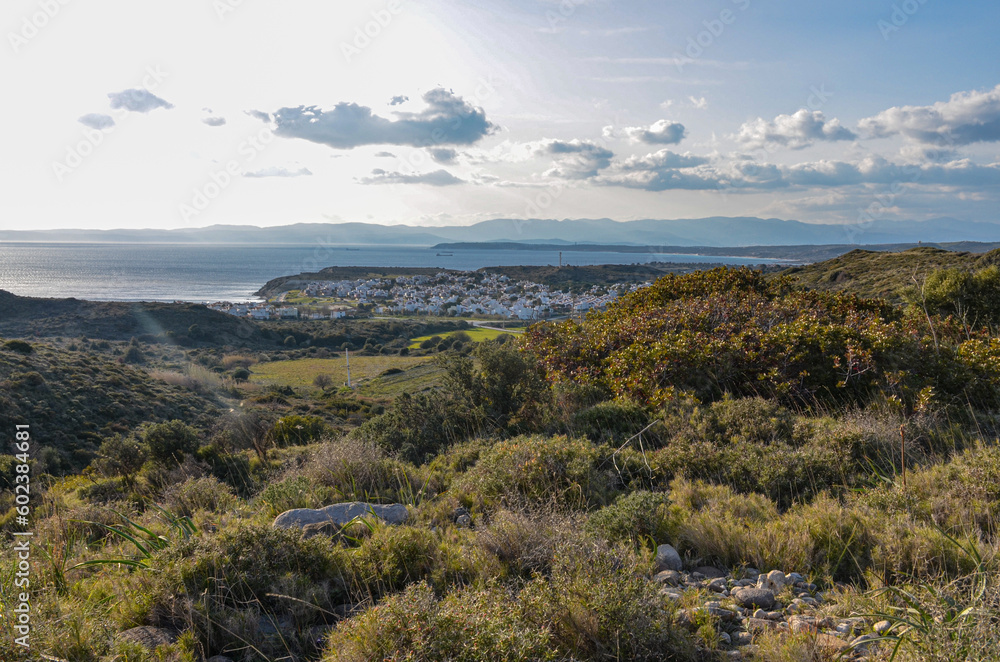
[3,256,1000,661]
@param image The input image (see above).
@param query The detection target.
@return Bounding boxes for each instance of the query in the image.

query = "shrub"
[255,475,332,517]
[163,476,237,518]
[231,367,250,382]
[352,524,439,599]
[324,581,556,662]
[586,490,679,546]
[458,435,606,509]
[526,267,994,409]
[94,434,147,479]
[143,420,200,465]
[300,438,407,503]
[476,509,578,580]
[571,399,652,444]
[270,414,327,447]
[3,339,33,354]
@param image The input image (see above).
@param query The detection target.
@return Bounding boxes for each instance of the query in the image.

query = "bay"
[0,243,793,302]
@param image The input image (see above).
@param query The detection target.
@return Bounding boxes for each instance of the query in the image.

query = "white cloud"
[858,84,1000,146]
[244,166,312,178]
[358,169,465,186]
[107,89,173,113]
[536,139,614,179]
[623,119,687,145]
[736,110,856,150]
[266,89,497,150]
[79,113,115,130]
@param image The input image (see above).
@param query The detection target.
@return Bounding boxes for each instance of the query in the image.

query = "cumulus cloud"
[596,150,1000,192]
[266,88,496,149]
[202,116,227,127]
[428,147,459,164]
[107,89,174,113]
[374,151,396,158]
[79,113,115,130]
[621,119,687,145]
[243,166,313,178]
[536,139,614,179]
[858,84,1000,146]
[358,168,465,186]
[736,109,855,150]
[389,95,409,106]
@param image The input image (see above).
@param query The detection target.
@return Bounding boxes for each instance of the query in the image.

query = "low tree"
[95,434,147,483]
[143,420,200,465]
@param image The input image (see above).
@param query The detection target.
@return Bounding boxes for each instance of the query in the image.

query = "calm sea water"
[0,243,793,302]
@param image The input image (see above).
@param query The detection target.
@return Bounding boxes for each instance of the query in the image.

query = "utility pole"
[346,347,352,388]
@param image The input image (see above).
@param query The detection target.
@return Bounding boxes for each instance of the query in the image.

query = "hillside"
[0,339,221,472]
[780,246,1000,301]
[0,290,264,344]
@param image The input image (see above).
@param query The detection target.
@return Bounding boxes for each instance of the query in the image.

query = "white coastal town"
[207,271,650,321]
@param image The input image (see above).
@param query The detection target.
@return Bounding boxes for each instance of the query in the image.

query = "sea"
[0,243,795,302]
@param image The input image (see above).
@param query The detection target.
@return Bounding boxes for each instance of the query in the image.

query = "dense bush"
[457,435,606,509]
[270,414,328,447]
[143,420,201,464]
[526,267,1000,410]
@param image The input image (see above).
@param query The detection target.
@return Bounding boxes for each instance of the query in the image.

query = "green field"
[278,290,356,307]
[408,327,517,348]
[250,355,432,389]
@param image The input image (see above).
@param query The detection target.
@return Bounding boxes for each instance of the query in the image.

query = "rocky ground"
[653,544,885,659]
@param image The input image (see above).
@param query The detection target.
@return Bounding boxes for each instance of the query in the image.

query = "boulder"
[273,502,409,530]
[757,569,787,592]
[693,565,727,579]
[731,587,776,611]
[654,544,683,572]
[119,626,176,651]
[653,569,682,586]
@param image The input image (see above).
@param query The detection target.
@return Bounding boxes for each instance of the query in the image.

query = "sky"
[3,0,1000,232]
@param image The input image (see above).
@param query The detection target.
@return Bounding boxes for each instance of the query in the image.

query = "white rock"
[273,502,409,530]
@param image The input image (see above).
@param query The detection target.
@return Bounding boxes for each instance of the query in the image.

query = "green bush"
[571,399,651,444]
[458,435,606,509]
[255,475,333,517]
[143,420,200,465]
[270,414,327,447]
[586,490,679,546]
[163,476,237,518]
[93,434,147,479]
[3,339,33,354]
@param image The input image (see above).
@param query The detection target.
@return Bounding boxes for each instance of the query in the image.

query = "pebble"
[649,566,883,655]
[731,587,776,611]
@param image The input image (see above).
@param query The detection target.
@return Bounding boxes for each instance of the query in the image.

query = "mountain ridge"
[2,216,998,247]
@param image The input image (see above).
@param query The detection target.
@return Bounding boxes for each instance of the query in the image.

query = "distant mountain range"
[2,217,998,247]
